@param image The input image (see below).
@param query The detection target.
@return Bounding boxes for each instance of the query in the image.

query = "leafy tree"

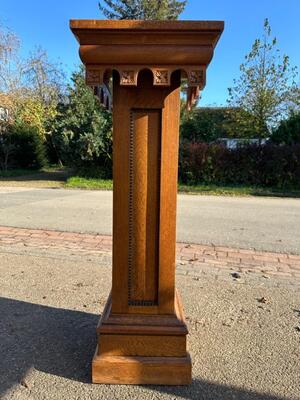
[0,24,24,95]
[0,24,65,141]
[99,0,186,20]
[289,85,300,112]
[14,97,57,140]
[23,46,65,105]
[228,19,298,139]
[20,48,65,140]
[271,112,300,145]
[180,107,257,143]
[0,24,65,101]
[52,67,112,176]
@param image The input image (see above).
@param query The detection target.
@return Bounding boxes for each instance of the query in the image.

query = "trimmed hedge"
[179,142,300,188]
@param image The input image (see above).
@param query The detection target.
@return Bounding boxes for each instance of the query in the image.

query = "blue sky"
[1,0,300,106]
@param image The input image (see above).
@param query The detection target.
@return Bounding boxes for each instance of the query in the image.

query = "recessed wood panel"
[128,109,161,306]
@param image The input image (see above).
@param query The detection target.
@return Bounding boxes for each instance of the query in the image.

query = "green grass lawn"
[66,176,300,198]
[1,168,300,197]
[177,183,300,197]
[66,176,113,190]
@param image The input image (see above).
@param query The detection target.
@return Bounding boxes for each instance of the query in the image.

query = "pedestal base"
[92,290,191,385]
[92,351,192,385]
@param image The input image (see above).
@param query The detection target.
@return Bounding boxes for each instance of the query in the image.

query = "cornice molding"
[70,20,224,109]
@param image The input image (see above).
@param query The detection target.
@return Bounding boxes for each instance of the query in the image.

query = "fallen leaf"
[20,379,29,389]
[258,297,268,304]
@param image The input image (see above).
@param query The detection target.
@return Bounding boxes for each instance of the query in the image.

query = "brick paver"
[0,225,299,279]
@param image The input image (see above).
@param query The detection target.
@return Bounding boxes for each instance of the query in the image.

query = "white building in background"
[192,107,270,147]
[216,138,268,149]
[0,106,9,122]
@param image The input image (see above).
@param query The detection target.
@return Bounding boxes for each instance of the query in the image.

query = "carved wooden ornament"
[70,19,224,385]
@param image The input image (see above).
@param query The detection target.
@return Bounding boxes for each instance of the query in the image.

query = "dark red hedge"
[178,142,300,188]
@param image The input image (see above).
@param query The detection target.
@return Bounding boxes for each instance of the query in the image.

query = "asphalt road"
[0,187,299,254]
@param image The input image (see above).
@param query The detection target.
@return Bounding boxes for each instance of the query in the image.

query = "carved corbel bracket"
[186,66,206,89]
[85,64,207,110]
[185,66,206,110]
[86,66,112,110]
[119,69,138,86]
[86,67,104,86]
[152,69,171,86]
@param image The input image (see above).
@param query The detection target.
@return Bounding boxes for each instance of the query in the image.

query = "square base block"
[92,351,192,385]
[92,290,191,384]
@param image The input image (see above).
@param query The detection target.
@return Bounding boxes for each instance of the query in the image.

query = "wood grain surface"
[70,19,224,385]
[129,109,160,305]
[92,353,192,385]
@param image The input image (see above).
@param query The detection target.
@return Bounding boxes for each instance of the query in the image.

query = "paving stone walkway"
[0,225,299,281]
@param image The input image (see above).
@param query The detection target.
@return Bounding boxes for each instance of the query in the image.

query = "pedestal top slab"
[70,20,223,39]
[70,20,224,65]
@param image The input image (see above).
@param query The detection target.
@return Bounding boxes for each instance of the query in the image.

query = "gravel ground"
[0,247,299,400]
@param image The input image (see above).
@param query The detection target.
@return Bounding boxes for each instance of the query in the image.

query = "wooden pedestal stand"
[70,20,223,385]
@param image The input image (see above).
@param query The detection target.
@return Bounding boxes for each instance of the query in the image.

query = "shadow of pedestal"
[0,297,98,395]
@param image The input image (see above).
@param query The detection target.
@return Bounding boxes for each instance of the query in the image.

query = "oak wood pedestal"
[70,20,223,385]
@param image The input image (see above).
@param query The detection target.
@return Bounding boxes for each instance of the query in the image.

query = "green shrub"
[52,68,113,178]
[0,123,48,170]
